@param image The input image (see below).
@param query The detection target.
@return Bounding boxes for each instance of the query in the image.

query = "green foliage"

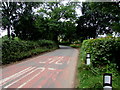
[2,2,40,38]
[70,44,80,48]
[35,2,78,42]
[80,37,120,68]
[77,39,120,88]
[14,14,40,40]
[59,41,70,45]
[89,2,120,33]
[2,39,58,64]
[77,63,120,88]
[112,23,120,33]
[76,2,120,40]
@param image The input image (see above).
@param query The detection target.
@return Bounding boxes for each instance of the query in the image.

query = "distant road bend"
[1,45,79,88]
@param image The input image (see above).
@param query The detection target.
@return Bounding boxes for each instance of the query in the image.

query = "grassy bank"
[2,39,58,65]
[76,56,120,88]
[76,37,120,88]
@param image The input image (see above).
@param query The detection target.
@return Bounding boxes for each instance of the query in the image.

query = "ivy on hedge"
[80,37,120,68]
[2,40,58,64]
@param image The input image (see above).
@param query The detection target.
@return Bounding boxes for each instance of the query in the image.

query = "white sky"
[0,29,7,38]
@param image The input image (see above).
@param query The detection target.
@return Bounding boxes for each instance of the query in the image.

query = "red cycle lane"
[1,46,79,88]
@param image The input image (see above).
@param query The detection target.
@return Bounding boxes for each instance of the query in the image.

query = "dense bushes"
[77,37,120,88]
[70,44,81,48]
[2,40,58,64]
[80,37,120,69]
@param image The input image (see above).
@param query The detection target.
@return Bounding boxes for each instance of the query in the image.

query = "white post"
[103,73,112,90]
[86,53,90,65]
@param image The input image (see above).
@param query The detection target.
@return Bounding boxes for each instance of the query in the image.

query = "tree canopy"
[1,1,120,42]
[2,2,40,39]
[76,2,120,40]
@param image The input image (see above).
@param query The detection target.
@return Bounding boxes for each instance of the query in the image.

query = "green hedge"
[80,37,120,69]
[70,44,81,48]
[59,41,71,45]
[2,40,58,64]
[77,37,120,88]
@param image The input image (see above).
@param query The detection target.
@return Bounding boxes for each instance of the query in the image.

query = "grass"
[76,51,120,89]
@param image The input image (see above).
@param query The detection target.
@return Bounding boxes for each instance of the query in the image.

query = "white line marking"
[67,58,71,64]
[39,58,52,64]
[18,67,45,88]
[4,67,39,88]
[39,62,46,63]
[48,68,56,70]
[0,67,35,85]
[55,57,64,65]
[49,57,60,64]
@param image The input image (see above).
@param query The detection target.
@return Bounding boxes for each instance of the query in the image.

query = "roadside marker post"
[103,73,112,90]
[86,53,90,65]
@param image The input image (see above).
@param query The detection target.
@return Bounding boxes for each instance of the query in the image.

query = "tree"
[2,2,20,38]
[2,2,80,42]
[13,2,41,40]
[89,2,120,34]
[2,2,40,39]
[36,2,79,43]
[76,2,120,41]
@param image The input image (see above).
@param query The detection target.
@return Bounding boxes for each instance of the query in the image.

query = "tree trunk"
[7,26,10,39]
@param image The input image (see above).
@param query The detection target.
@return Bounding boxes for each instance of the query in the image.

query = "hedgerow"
[80,37,120,69]
[77,37,120,88]
[2,40,58,64]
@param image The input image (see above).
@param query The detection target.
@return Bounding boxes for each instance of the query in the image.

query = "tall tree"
[2,2,40,39]
[76,2,120,41]
[36,2,78,42]
[13,2,40,40]
[2,2,20,38]
[89,2,120,35]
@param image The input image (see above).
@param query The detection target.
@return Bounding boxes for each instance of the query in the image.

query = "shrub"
[2,39,58,64]
[80,37,120,69]
[70,44,80,48]
[59,41,70,45]
[77,37,120,88]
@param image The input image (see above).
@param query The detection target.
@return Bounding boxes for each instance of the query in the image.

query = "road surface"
[0,45,79,88]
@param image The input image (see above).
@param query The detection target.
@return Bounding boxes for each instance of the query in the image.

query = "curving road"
[1,45,79,88]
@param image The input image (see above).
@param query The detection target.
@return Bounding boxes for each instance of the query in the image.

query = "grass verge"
[76,51,120,89]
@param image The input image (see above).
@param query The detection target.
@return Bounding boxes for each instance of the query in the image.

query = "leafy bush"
[73,41,81,44]
[70,44,80,48]
[2,39,58,64]
[77,37,120,88]
[80,37,120,69]
[59,41,70,45]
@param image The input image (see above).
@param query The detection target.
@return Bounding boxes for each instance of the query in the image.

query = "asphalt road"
[0,45,79,88]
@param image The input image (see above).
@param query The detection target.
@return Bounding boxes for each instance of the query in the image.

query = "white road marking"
[49,57,59,63]
[67,58,71,64]
[18,67,45,88]
[4,67,39,88]
[39,62,46,63]
[48,68,56,70]
[39,58,52,64]
[55,57,64,65]
[0,67,35,85]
